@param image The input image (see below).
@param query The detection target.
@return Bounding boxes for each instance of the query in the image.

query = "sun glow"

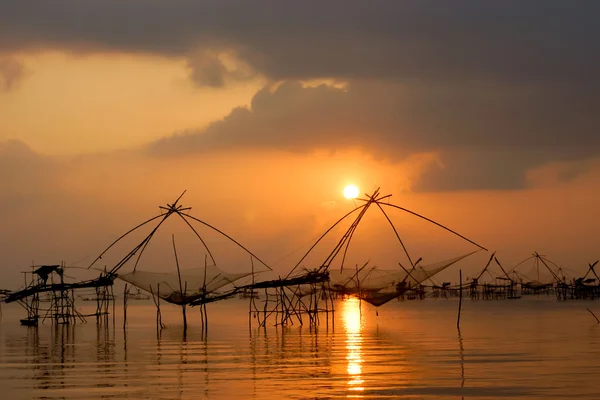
[343,185,360,199]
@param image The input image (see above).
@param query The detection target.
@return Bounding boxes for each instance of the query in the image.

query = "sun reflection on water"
[342,297,364,395]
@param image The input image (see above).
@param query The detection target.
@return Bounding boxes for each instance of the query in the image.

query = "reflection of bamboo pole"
[458,329,465,387]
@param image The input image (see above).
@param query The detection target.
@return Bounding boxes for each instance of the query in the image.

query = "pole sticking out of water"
[457,269,463,329]
[150,283,162,333]
[172,234,187,333]
[586,308,599,324]
[123,283,128,329]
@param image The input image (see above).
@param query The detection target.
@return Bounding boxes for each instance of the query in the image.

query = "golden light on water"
[342,297,364,394]
[343,185,360,199]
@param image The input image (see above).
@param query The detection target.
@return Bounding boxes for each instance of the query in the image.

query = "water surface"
[1,297,599,399]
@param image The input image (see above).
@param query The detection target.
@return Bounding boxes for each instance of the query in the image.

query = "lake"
[1,296,599,399]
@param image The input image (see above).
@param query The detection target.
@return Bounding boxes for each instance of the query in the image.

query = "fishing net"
[328,251,477,306]
[117,266,252,305]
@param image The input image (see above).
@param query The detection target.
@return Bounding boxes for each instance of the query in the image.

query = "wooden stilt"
[457,269,463,329]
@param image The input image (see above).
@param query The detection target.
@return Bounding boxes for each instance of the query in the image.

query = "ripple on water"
[1,298,600,399]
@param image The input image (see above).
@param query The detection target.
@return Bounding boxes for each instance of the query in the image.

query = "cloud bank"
[1,1,598,86]
[2,1,598,190]
[149,81,599,190]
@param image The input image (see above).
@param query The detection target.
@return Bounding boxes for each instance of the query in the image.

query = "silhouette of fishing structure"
[1,189,487,330]
[244,188,486,325]
[467,252,520,300]
[3,190,599,336]
[3,263,115,325]
[557,260,600,300]
[462,252,597,301]
[85,192,279,334]
[510,252,565,296]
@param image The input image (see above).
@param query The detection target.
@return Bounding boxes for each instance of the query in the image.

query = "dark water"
[1,297,600,399]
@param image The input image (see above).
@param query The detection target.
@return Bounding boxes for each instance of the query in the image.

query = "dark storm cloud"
[2,0,599,190]
[149,81,600,190]
[153,81,600,151]
[1,1,598,86]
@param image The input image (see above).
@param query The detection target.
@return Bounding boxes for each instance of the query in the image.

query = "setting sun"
[343,185,360,199]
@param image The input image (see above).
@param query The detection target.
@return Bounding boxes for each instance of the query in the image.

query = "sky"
[1,1,599,288]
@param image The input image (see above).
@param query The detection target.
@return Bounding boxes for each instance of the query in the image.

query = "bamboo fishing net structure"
[468,252,578,300]
[246,188,487,326]
[87,192,273,333]
[467,252,520,300]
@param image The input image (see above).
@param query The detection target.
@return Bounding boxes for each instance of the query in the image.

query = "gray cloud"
[2,0,599,190]
[186,50,256,87]
[0,57,27,92]
[1,1,598,87]
[188,52,228,88]
[149,80,600,190]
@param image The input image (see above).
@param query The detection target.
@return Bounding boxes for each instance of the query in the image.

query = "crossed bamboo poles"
[88,191,272,277]
[287,187,487,280]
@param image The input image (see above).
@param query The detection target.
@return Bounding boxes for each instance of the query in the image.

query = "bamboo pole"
[172,235,187,332]
[457,269,463,329]
[379,202,487,251]
[203,302,208,332]
[110,283,115,325]
[178,212,272,271]
[249,257,254,328]
[200,298,205,332]
[123,284,128,329]
[202,254,208,332]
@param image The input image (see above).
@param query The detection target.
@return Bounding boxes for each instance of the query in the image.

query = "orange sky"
[1,2,599,288]
[0,52,262,154]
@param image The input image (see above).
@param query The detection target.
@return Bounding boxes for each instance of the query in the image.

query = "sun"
[343,185,360,199]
